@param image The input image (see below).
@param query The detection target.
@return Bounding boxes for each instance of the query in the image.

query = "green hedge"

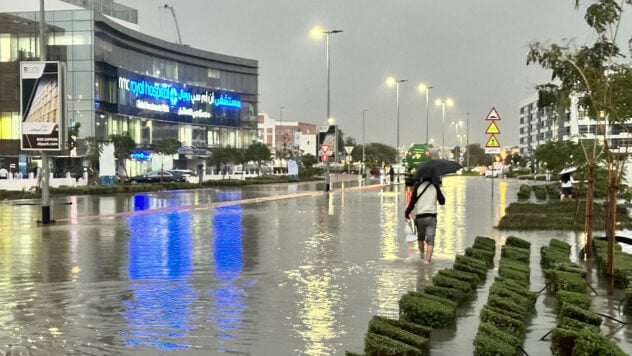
[505,236,531,250]
[364,332,421,355]
[472,236,496,252]
[490,283,535,309]
[473,330,517,356]
[465,247,494,268]
[431,274,473,296]
[574,326,627,356]
[556,290,592,310]
[493,277,538,306]
[399,292,457,328]
[367,316,430,354]
[437,268,481,287]
[479,306,525,339]
[501,245,530,264]
[559,304,602,327]
[544,269,586,294]
[476,322,520,350]
[517,184,532,199]
[424,285,465,304]
[498,260,530,286]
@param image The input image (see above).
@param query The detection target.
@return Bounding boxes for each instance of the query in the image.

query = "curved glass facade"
[0,9,258,168]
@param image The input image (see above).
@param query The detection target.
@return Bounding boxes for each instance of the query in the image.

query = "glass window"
[72,44,92,60]
[52,11,72,22]
[0,34,10,62]
[73,20,92,31]
[72,31,92,46]
[73,72,93,100]
[71,60,93,71]
[73,10,92,21]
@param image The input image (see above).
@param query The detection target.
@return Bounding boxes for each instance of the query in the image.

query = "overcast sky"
[117,0,606,149]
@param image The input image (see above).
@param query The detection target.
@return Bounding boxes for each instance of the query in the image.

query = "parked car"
[55,166,94,181]
[128,170,185,184]
[169,169,195,179]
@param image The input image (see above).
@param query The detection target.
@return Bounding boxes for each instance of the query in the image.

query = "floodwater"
[0,176,630,355]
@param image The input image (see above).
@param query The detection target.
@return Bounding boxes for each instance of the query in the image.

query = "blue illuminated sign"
[118,72,242,119]
[131,150,151,161]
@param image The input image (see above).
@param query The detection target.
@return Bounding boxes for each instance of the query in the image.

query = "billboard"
[20,61,61,151]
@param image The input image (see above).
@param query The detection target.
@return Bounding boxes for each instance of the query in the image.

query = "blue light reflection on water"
[122,194,195,351]
[210,191,246,342]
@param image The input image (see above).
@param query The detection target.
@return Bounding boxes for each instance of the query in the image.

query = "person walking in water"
[559,172,575,201]
[404,177,445,263]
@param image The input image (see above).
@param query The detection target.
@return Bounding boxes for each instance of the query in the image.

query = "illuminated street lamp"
[387,76,407,182]
[435,98,454,159]
[311,26,342,191]
[418,83,433,145]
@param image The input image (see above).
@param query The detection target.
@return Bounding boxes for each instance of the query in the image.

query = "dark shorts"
[414,214,437,246]
[561,187,572,195]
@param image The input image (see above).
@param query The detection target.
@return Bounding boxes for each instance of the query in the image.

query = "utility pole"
[39,0,52,224]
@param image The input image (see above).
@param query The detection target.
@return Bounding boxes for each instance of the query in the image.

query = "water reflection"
[209,191,246,345]
[123,194,194,350]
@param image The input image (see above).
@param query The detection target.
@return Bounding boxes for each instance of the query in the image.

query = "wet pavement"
[0,175,630,355]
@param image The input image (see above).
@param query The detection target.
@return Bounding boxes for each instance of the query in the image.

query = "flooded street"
[0,176,630,355]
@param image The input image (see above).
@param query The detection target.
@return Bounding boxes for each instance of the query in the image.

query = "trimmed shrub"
[364,332,420,355]
[551,327,578,356]
[487,294,528,318]
[473,331,516,356]
[549,262,586,277]
[367,316,430,354]
[486,305,525,322]
[453,261,487,279]
[425,285,465,304]
[432,274,473,296]
[501,245,530,264]
[472,236,496,252]
[477,322,521,349]
[455,254,489,271]
[370,315,432,339]
[541,246,572,269]
[399,292,456,328]
[559,304,602,327]
[480,306,525,338]
[465,247,494,268]
[490,283,535,309]
[545,269,586,293]
[574,327,627,356]
[505,236,531,250]
[556,290,592,310]
[559,317,600,333]
[498,263,530,286]
[517,184,532,199]
[534,185,547,200]
[549,239,571,253]
[493,277,538,306]
[437,268,481,287]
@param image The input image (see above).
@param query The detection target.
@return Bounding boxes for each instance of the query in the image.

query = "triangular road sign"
[485,107,501,121]
[485,135,501,148]
[485,121,501,134]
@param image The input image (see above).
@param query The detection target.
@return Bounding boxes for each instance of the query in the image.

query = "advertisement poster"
[20,61,61,151]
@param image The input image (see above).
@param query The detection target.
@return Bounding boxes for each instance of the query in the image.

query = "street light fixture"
[387,77,407,182]
[311,26,343,191]
[418,83,433,145]
[362,109,368,178]
[435,98,454,159]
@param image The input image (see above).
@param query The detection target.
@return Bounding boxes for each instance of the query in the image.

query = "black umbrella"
[412,159,462,184]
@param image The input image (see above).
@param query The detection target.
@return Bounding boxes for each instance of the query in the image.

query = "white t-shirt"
[412,181,438,216]
[0,168,7,178]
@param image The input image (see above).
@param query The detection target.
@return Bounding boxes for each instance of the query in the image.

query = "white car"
[485,166,500,178]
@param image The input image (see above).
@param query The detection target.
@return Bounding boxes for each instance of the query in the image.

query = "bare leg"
[426,244,434,263]
[418,240,424,255]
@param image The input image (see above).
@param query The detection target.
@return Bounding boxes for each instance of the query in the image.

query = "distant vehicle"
[169,169,195,180]
[128,170,185,184]
[485,166,500,178]
[404,144,433,177]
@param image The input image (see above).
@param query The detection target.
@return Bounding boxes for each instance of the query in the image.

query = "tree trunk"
[606,167,619,278]
[584,163,595,257]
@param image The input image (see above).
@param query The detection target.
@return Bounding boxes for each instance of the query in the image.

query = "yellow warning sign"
[485,135,501,148]
[485,121,500,134]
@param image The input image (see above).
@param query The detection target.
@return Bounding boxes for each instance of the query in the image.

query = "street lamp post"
[362,109,368,178]
[311,27,342,191]
[466,112,470,170]
[435,98,453,159]
[387,77,407,183]
[418,83,433,145]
